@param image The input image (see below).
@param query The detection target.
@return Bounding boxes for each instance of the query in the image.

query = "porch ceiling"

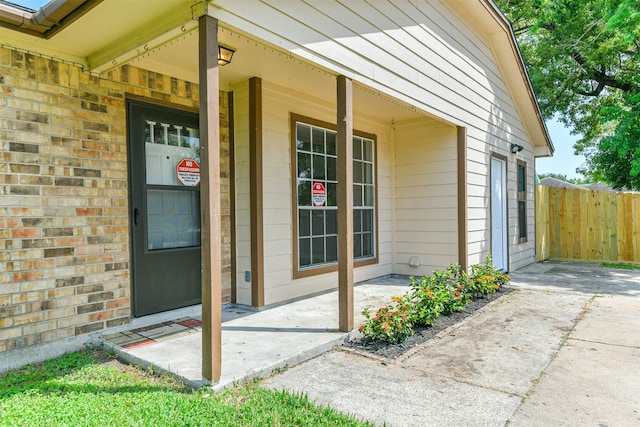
[133,25,429,124]
[0,0,428,124]
[1,0,195,65]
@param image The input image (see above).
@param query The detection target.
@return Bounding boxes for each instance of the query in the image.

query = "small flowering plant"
[443,285,469,315]
[408,275,442,326]
[359,295,414,343]
[357,257,509,345]
[467,255,510,297]
[409,264,470,320]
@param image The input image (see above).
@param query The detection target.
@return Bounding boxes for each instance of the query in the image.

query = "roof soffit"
[88,2,197,72]
[0,0,199,69]
[0,0,101,38]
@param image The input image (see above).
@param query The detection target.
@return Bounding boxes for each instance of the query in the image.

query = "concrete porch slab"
[100,276,410,390]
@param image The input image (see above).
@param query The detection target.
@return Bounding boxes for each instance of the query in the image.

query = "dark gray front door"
[128,101,201,316]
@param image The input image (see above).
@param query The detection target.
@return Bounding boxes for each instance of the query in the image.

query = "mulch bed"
[344,287,514,360]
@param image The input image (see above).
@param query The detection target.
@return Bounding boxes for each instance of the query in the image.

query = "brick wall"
[0,46,231,354]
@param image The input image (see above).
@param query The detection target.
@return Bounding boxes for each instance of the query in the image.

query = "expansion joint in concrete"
[567,337,640,349]
[503,294,595,425]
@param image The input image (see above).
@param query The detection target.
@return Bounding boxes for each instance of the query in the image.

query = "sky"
[9,0,48,9]
[536,116,586,180]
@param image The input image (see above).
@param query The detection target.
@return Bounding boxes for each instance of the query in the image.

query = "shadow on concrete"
[510,261,640,297]
[221,326,340,333]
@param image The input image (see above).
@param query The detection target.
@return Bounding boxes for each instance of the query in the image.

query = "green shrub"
[466,255,510,297]
[357,257,510,344]
[408,264,470,324]
[407,274,442,326]
[436,264,470,315]
[359,295,414,343]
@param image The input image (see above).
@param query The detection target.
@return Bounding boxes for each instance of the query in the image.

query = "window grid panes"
[517,162,527,241]
[296,122,375,269]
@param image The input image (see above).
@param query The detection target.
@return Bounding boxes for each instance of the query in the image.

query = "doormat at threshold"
[101,318,202,350]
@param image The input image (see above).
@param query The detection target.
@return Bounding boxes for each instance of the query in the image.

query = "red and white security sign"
[312,182,326,206]
[176,158,200,186]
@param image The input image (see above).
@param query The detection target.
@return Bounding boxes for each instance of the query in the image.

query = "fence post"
[535,185,550,261]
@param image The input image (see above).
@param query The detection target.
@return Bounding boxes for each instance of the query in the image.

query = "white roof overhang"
[447,0,554,156]
[0,0,555,151]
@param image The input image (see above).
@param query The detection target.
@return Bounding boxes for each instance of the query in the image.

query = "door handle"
[134,208,140,226]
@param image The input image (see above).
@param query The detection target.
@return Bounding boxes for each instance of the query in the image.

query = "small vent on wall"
[409,256,420,268]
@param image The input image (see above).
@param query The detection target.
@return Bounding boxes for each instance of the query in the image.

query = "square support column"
[249,77,265,307]
[457,126,468,272]
[337,75,354,332]
[199,14,222,384]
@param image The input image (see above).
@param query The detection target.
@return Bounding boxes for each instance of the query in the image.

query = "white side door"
[491,157,508,271]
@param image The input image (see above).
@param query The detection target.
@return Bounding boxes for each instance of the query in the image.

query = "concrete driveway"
[262,262,640,426]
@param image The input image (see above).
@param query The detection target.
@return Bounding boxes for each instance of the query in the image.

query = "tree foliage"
[495,0,640,189]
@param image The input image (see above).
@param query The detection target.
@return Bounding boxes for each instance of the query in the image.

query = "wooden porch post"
[249,77,265,307]
[199,14,222,384]
[457,126,468,272]
[337,75,354,332]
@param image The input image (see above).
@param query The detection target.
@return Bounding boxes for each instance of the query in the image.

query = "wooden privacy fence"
[535,185,640,263]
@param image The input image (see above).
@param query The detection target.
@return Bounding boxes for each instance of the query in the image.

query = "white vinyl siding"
[215,0,538,272]
[259,81,392,305]
[212,0,531,144]
[231,81,252,305]
[393,119,458,276]
[223,0,540,299]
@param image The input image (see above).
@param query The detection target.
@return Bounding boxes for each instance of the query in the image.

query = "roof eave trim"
[0,0,101,39]
[483,0,555,155]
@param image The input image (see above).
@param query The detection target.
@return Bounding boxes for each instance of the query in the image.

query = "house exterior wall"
[213,0,539,272]
[0,46,232,354]
[230,80,252,306]
[232,79,395,306]
[393,119,458,276]
[507,156,536,270]
[0,0,542,358]
[466,138,536,271]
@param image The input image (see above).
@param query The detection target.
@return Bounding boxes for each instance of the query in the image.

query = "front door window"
[144,120,201,250]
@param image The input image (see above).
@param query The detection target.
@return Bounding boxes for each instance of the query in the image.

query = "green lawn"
[0,347,371,427]
[601,261,640,271]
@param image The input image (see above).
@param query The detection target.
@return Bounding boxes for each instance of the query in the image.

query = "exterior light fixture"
[218,44,235,66]
[510,143,524,154]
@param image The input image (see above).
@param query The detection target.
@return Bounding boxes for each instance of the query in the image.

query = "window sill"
[293,256,378,279]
